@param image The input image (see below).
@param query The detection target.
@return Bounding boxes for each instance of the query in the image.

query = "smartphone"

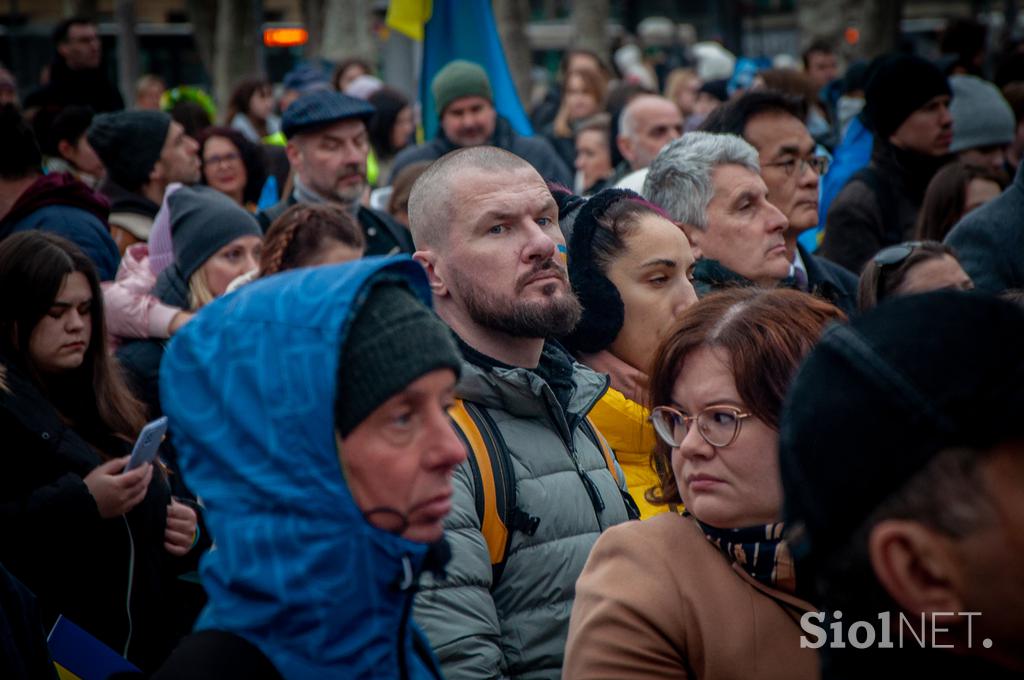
[124,416,168,473]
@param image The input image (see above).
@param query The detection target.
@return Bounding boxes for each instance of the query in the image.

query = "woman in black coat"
[0,232,202,672]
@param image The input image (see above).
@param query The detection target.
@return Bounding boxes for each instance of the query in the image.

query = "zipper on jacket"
[396,555,414,679]
[539,385,607,525]
[121,515,135,658]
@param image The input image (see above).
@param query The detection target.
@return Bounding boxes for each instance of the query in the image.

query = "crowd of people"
[1,12,1024,680]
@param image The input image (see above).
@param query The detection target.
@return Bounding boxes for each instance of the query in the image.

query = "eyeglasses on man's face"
[650,404,753,448]
[763,155,830,177]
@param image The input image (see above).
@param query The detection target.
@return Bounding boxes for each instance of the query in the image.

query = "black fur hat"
[561,188,645,354]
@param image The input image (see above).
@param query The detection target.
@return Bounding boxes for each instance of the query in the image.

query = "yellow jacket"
[589,387,668,519]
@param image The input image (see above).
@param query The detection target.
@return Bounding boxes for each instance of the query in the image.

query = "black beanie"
[561,188,640,355]
[862,54,951,139]
[336,281,463,437]
[168,185,262,283]
[87,110,171,190]
[779,291,1024,564]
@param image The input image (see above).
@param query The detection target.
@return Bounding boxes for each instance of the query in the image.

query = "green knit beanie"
[335,280,463,437]
[431,60,493,116]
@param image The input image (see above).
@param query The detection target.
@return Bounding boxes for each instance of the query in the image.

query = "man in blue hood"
[154,257,466,678]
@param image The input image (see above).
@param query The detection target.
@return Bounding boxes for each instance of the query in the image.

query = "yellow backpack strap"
[584,415,621,486]
[449,399,508,565]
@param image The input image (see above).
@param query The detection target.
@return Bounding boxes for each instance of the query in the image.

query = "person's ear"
[677,222,704,260]
[285,140,302,171]
[57,139,76,162]
[413,249,448,298]
[868,520,966,617]
[616,134,634,166]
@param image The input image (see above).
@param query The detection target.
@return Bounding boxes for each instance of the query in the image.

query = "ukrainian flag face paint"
[557,243,568,265]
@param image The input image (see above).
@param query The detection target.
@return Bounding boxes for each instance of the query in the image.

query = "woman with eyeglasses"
[196,127,267,212]
[564,287,843,680]
[858,240,974,312]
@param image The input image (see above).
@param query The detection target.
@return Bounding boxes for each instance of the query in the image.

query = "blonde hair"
[188,268,215,310]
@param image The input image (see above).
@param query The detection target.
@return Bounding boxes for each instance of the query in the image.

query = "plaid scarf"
[697,519,797,593]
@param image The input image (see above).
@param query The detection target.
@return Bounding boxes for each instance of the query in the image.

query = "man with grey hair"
[610,94,683,188]
[643,131,791,295]
[408,145,635,679]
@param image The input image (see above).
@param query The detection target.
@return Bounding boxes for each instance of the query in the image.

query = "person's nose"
[429,407,468,470]
[341,141,365,166]
[676,419,714,461]
[674,277,698,315]
[66,308,86,333]
[521,218,559,263]
[799,159,820,189]
[185,135,199,155]
[938,104,953,129]
[243,250,259,272]
[764,202,788,233]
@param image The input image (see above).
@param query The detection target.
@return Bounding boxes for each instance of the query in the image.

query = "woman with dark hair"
[915,162,1005,242]
[259,203,365,276]
[196,126,267,210]
[857,240,974,311]
[367,87,415,185]
[564,288,843,680]
[560,188,697,519]
[333,57,372,93]
[0,231,201,671]
[226,77,281,144]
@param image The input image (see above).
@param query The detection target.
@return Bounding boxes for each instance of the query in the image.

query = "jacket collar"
[455,337,609,423]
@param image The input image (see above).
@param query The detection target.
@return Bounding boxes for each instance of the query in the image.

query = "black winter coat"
[0,357,192,672]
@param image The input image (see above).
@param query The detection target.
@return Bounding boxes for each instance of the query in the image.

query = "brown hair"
[553,68,608,138]
[259,203,365,276]
[758,68,829,123]
[646,288,844,505]
[0,232,146,451]
[225,76,273,134]
[915,161,1007,242]
[388,160,432,223]
[856,240,960,312]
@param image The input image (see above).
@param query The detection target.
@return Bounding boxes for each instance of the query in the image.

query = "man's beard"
[449,259,583,338]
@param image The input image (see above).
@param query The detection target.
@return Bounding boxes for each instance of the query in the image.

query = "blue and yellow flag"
[420,0,533,140]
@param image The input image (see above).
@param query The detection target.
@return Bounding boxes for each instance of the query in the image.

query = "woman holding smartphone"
[0,232,200,672]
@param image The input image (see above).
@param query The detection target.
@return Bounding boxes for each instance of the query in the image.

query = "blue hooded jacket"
[159,257,445,679]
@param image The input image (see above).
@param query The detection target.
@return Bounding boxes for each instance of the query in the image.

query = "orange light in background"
[264,28,309,48]
[845,27,860,46]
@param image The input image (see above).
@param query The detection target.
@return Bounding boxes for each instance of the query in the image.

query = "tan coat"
[563,513,819,680]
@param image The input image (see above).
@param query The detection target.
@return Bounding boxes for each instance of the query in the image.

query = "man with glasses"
[643,131,792,297]
[24,16,125,115]
[700,91,859,313]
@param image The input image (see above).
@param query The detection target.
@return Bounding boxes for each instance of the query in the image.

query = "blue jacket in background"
[159,257,445,679]
[804,116,874,252]
[2,205,120,281]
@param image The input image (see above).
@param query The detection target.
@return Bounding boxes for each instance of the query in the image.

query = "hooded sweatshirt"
[157,257,446,679]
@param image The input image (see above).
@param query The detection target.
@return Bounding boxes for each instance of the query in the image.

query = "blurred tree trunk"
[186,0,216,87]
[571,0,609,57]
[301,0,325,60]
[795,0,845,52]
[861,0,904,58]
[321,0,376,65]
[66,0,99,16]
[494,0,532,111]
[212,0,262,113]
[115,0,139,107]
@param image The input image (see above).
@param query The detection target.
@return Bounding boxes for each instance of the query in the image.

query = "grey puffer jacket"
[413,344,632,680]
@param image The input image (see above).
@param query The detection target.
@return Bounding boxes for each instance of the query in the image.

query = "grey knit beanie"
[87,110,171,190]
[949,74,1016,153]
[168,185,262,283]
[431,60,493,116]
[336,281,462,437]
